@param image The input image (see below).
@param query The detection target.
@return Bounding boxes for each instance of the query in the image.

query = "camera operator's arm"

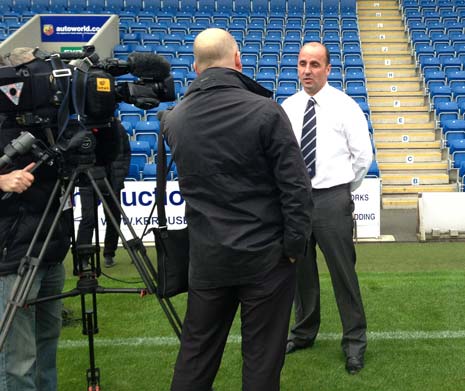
[0,162,35,193]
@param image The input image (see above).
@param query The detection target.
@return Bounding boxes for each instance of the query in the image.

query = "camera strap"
[71,66,89,131]
[49,55,71,140]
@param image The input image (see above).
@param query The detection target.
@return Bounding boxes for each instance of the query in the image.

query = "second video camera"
[0,45,176,128]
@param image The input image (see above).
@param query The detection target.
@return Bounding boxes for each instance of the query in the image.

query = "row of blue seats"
[126,161,178,181]
[0,0,356,16]
[118,20,360,36]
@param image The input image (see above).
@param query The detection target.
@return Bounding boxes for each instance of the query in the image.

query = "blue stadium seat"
[171,57,192,72]
[258,56,279,73]
[275,86,297,104]
[126,163,141,181]
[435,44,455,59]
[414,44,435,61]
[269,0,286,18]
[135,134,157,154]
[125,0,142,14]
[449,139,465,168]
[424,69,446,88]
[288,0,304,16]
[452,85,465,101]
[121,33,141,45]
[49,0,68,12]
[303,31,321,43]
[305,0,321,17]
[322,32,341,45]
[430,84,453,106]
[106,0,125,13]
[241,43,261,61]
[419,56,441,71]
[446,70,465,88]
[130,140,151,171]
[117,103,145,127]
[280,55,298,72]
[134,120,161,135]
[322,0,339,18]
[141,33,163,46]
[343,54,364,71]
[442,119,465,139]
[283,31,302,45]
[142,163,157,181]
[346,85,368,101]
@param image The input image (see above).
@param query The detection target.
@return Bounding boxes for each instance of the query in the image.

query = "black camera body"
[0,46,175,129]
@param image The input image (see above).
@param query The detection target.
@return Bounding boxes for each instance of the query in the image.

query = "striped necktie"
[300,97,317,178]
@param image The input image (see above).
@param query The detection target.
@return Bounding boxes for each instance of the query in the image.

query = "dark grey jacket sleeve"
[261,103,313,261]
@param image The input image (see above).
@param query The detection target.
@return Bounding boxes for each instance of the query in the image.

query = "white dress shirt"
[281,83,373,191]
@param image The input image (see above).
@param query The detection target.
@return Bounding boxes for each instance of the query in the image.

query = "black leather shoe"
[345,356,364,374]
[285,340,313,354]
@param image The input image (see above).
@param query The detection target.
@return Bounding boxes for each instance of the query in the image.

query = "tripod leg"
[82,296,100,391]
[85,169,183,338]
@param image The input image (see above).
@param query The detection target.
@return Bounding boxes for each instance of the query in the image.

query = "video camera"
[0,45,175,129]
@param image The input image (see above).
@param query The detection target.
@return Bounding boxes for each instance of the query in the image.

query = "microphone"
[127,52,172,80]
[0,131,36,169]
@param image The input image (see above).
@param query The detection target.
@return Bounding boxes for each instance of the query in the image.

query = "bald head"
[193,28,242,74]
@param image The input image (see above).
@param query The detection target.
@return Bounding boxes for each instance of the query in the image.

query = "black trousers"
[170,259,296,391]
[76,186,123,258]
[289,183,367,359]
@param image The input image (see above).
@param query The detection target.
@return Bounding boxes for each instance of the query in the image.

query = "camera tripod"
[0,162,183,390]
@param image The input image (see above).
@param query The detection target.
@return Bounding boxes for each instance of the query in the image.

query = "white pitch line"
[58,330,465,349]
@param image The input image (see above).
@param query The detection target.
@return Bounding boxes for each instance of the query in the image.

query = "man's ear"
[235,51,242,72]
[193,62,200,75]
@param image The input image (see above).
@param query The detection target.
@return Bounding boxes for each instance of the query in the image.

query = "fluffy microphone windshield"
[127,52,172,80]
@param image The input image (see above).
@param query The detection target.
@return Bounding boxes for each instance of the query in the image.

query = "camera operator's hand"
[0,162,35,193]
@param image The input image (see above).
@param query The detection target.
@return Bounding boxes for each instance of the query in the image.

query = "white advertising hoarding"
[73,178,382,243]
[351,178,381,239]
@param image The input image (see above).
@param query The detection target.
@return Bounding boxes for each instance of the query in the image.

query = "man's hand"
[0,162,35,193]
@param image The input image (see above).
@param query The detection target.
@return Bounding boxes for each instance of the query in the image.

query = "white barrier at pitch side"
[418,192,465,241]
[72,178,382,244]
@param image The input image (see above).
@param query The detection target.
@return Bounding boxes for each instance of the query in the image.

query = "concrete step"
[371,112,432,124]
[378,161,448,170]
[382,183,458,193]
[381,172,450,184]
[359,20,405,28]
[377,149,442,162]
[363,56,414,65]
[365,68,418,78]
[369,90,425,97]
[370,105,430,113]
[358,2,399,10]
[368,76,421,83]
[375,139,440,147]
[362,38,408,44]
[367,81,422,92]
[363,49,411,57]
[381,195,419,209]
[359,11,401,18]
[369,96,427,107]
[373,122,435,130]
[360,28,406,37]
[362,45,410,54]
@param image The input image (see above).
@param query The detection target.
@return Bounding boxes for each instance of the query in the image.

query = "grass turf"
[56,242,465,390]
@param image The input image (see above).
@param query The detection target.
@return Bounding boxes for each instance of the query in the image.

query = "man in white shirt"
[281,42,373,375]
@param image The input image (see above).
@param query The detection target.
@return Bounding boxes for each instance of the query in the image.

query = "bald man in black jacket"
[164,28,313,391]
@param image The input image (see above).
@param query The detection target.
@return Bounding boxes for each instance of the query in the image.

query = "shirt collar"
[303,82,332,107]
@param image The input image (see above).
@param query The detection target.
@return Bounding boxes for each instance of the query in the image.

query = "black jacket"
[163,68,313,289]
[0,123,72,275]
[107,122,131,190]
